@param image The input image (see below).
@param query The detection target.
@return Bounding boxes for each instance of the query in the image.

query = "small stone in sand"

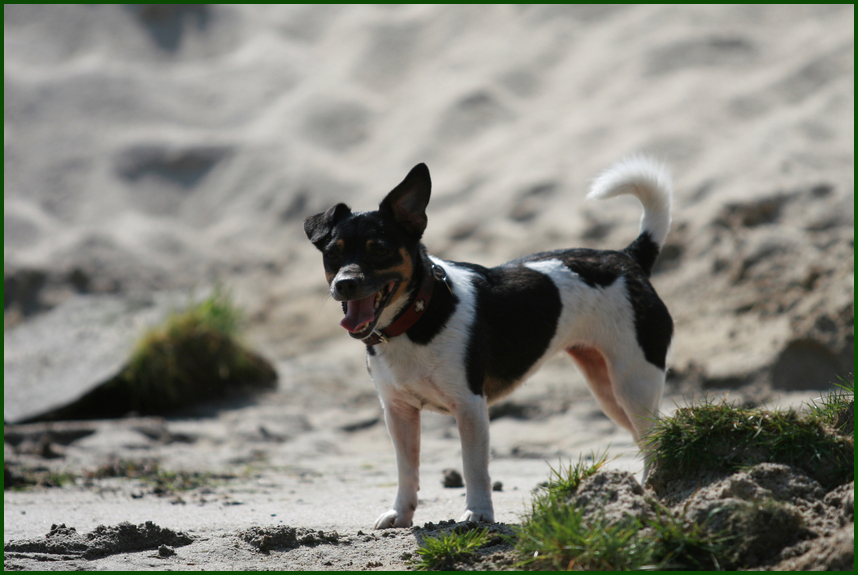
[442,468,464,488]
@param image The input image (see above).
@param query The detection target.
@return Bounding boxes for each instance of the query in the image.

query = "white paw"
[459,509,494,523]
[374,509,412,529]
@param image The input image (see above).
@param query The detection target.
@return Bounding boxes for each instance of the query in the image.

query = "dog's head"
[304,164,431,339]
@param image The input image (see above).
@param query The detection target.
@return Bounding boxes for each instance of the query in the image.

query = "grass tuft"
[645,503,730,570]
[513,451,730,570]
[538,451,610,502]
[643,396,853,489]
[20,285,277,422]
[807,374,854,436]
[506,379,853,571]
[515,503,650,570]
[111,285,277,415]
[411,526,492,571]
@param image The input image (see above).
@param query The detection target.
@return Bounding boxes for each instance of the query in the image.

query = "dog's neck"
[363,248,443,346]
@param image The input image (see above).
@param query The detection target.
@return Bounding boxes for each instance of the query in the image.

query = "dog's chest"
[368,338,466,414]
[366,259,480,412]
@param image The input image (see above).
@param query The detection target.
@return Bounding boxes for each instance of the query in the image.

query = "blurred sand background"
[4,4,854,570]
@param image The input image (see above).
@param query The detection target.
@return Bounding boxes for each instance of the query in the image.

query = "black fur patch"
[623,231,661,277]
[516,248,621,288]
[624,275,673,370]
[461,263,562,396]
[406,255,459,345]
[522,247,673,370]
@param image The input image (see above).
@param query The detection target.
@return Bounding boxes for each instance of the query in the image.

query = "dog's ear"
[304,203,352,247]
[380,163,431,238]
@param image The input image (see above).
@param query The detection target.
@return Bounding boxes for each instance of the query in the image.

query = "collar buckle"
[431,263,452,293]
[369,330,388,344]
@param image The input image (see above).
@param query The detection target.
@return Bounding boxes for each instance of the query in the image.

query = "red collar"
[362,263,444,346]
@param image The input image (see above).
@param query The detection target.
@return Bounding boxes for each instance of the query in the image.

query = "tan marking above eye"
[386,248,414,303]
[366,239,392,256]
[325,240,345,261]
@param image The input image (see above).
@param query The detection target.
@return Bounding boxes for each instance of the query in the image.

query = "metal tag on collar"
[431,263,452,293]
[370,329,388,344]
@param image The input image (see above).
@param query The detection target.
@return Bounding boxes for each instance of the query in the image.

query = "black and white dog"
[304,157,673,528]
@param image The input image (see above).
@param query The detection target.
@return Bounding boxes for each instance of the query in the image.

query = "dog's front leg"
[454,393,495,523]
[374,399,421,529]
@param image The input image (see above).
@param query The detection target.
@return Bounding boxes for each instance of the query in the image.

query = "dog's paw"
[374,509,412,529]
[459,509,494,523]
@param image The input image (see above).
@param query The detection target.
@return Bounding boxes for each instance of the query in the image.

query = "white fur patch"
[522,258,640,367]
[587,156,673,247]
[369,256,479,414]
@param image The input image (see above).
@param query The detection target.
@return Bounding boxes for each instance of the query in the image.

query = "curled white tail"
[587,156,673,248]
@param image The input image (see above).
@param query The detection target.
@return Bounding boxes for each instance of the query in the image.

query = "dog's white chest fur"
[368,257,478,414]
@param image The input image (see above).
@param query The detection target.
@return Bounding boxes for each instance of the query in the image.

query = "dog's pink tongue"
[340,293,376,333]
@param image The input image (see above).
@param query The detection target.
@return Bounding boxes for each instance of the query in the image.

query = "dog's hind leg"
[567,346,664,480]
[609,360,665,480]
[567,346,636,432]
[374,399,421,529]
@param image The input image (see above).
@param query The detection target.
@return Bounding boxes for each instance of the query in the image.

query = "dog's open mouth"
[340,281,396,338]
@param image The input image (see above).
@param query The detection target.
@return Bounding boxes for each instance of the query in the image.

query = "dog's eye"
[369,244,391,258]
[324,249,341,261]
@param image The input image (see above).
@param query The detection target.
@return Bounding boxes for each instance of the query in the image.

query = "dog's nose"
[335,278,359,300]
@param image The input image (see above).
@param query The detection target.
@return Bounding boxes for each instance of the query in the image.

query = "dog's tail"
[587,156,673,277]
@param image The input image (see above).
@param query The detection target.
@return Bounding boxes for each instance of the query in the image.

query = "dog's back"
[442,157,673,404]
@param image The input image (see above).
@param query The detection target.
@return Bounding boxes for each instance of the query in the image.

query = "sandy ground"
[4,4,854,570]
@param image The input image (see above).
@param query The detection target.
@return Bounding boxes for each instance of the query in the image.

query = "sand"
[4,4,853,570]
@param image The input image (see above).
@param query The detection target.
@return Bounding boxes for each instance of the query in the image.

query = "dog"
[304,157,673,529]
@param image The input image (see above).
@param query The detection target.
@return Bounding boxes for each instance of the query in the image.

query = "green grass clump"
[516,502,651,570]
[411,527,492,571]
[537,452,610,503]
[19,285,281,423]
[807,375,854,436]
[644,504,731,570]
[117,285,276,413]
[181,284,244,337]
[513,452,728,570]
[513,452,609,569]
[23,285,277,422]
[509,381,853,571]
[643,396,854,489]
[113,287,276,415]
